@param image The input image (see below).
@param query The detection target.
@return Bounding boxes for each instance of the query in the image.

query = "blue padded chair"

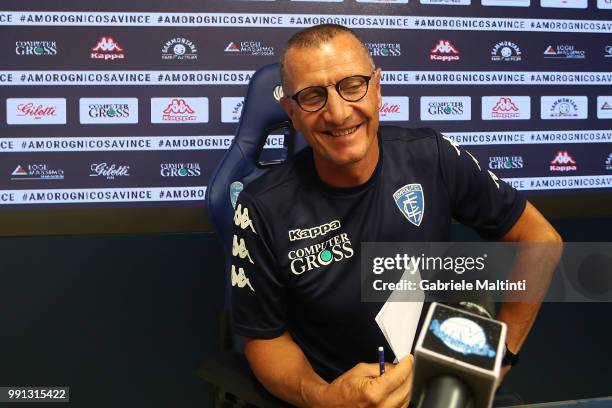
[200,63,305,408]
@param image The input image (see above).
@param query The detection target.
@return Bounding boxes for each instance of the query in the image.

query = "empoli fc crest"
[393,183,425,227]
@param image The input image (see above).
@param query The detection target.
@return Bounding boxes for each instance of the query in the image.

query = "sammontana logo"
[288,232,353,275]
[491,41,522,62]
[288,220,341,241]
[161,37,197,60]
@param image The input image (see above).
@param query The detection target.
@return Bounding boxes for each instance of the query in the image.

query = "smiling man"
[230,24,561,407]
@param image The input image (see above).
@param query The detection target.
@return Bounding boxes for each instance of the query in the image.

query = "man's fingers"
[349,362,384,378]
[374,354,415,392]
[379,377,412,408]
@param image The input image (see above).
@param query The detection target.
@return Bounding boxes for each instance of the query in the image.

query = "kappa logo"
[482,96,530,120]
[93,37,123,52]
[466,151,482,171]
[550,151,577,172]
[393,184,425,227]
[231,265,255,292]
[493,98,519,114]
[487,170,500,189]
[430,40,460,61]
[289,220,341,242]
[90,36,125,60]
[551,151,576,165]
[232,235,254,264]
[442,134,461,156]
[234,203,256,233]
[164,99,194,114]
[162,98,196,121]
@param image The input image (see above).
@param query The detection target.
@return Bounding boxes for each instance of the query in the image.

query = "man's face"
[281,34,382,169]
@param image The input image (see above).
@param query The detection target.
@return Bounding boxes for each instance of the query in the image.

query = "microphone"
[412,302,507,408]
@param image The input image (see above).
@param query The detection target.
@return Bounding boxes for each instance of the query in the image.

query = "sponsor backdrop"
[0,1,611,226]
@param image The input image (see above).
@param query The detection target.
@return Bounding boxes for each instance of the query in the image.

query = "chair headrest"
[207,63,293,257]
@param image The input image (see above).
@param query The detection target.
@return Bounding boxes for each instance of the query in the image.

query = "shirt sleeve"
[230,191,287,339]
[435,130,526,240]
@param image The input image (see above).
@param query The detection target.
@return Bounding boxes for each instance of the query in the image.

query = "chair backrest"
[207,62,307,290]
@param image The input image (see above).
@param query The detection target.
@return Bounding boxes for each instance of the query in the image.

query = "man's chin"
[323,150,367,167]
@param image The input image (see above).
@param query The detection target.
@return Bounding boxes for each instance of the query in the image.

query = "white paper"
[375,263,425,361]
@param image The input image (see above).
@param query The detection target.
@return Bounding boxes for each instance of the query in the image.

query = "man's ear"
[280,96,295,120]
[374,68,382,110]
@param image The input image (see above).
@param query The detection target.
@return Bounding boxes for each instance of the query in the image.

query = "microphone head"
[413,303,507,408]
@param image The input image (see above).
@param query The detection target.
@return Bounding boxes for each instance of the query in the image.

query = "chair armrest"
[198,351,294,408]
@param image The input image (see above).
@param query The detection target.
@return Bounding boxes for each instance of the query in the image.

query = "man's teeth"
[330,126,358,137]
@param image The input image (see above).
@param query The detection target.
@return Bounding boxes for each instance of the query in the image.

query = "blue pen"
[378,346,385,375]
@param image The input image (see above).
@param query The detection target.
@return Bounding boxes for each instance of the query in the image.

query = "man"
[230,24,562,407]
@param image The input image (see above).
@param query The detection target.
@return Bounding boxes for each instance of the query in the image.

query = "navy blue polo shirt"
[230,126,525,382]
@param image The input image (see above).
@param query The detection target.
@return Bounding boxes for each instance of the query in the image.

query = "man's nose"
[322,88,350,124]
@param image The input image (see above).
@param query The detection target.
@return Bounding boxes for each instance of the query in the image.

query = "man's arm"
[497,201,563,379]
[245,331,414,408]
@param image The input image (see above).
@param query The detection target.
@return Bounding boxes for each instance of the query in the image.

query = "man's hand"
[245,332,413,408]
[319,355,414,408]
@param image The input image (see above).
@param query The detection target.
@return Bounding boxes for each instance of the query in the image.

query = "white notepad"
[375,263,425,362]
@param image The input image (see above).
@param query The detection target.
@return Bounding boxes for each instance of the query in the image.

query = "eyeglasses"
[288,73,374,113]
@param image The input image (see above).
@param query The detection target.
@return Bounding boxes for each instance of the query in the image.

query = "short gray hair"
[280,24,374,91]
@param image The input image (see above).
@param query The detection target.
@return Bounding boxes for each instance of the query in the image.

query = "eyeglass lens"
[296,75,369,112]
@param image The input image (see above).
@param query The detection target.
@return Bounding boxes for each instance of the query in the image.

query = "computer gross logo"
[430,40,460,61]
[287,232,354,275]
[79,98,138,124]
[90,36,125,60]
[488,156,524,170]
[491,41,522,62]
[420,97,471,121]
[160,163,201,177]
[15,41,57,56]
[543,45,585,59]
[550,151,577,172]
[366,43,401,57]
[161,38,197,60]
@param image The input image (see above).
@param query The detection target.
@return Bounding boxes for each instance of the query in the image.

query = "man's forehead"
[283,34,372,91]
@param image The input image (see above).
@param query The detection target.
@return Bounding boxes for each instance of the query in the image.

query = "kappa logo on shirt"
[231,265,255,292]
[288,219,341,241]
[234,203,256,234]
[393,184,425,227]
[442,134,461,156]
[232,234,254,264]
